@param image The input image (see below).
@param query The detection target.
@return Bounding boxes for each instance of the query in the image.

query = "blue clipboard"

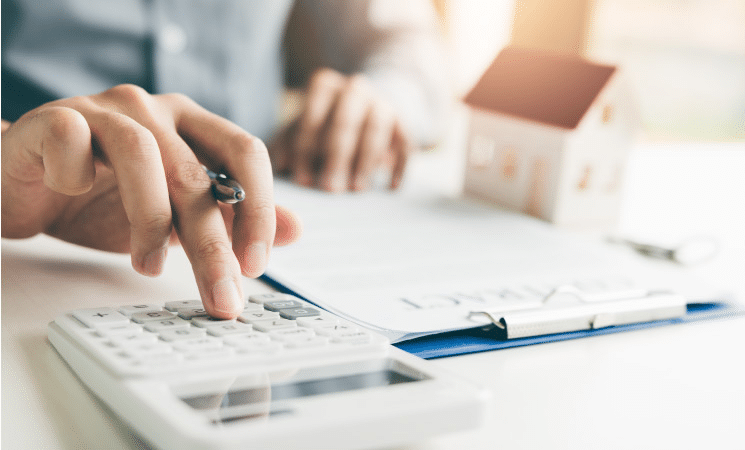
[262,275,744,360]
[394,302,745,359]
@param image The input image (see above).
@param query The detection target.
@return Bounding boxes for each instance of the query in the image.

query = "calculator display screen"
[176,360,426,423]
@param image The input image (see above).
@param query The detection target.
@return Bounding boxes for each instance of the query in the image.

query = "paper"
[267,180,714,342]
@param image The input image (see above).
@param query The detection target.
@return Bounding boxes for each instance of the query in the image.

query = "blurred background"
[434,0,745,142]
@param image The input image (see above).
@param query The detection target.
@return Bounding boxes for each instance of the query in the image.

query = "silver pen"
[202,165,245,204]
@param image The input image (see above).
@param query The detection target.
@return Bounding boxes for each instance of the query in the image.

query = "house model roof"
[464,46,617,130]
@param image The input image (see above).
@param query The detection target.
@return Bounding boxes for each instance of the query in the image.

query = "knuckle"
[246,197,275,220]
[194,236,233,263]
[131,211,172,240]
[167,161,210,195]
[116,125,159,158]
[229,133,270,164]
[103,84,151,111]
[42,107,89,144]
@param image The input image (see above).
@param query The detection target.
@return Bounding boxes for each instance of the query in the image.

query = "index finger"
[167,95,276,278]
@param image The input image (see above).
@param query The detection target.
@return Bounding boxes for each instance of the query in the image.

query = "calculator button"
[143,318,191,332]
[176,307,209,320]
[248,293,298,304]
[95,323,143,336]
[164,300,203,312]
[238,311,280,323]
[206,322,253,337]
[118,304,163,316]
[223,333,271,347]
[172,337,223,352]
[73,308,130,329]
[158,328,207,342]
[242,302,265,312]
[190,316,235,328]
[279,307,321,320]
[268,327,316,341]
[314,324,358,336]
[131,310,178,323]
[110,333,159,347]
[331,331,373,344]
[263,300,305,311]
[251,318,297,332]
[296,315,340,328]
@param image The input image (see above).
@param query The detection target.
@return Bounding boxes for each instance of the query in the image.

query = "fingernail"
[141,247,167,276]
[212,279,243,315]
[245,242,268,277]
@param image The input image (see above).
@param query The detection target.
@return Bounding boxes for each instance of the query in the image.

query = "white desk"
[2,142,744,450]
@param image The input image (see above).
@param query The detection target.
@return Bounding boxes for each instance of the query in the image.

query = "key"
[206,322,253,337]
[314,324,358,336]
[284,336,329,349]
[176,307,209,320]
[131,310,177,323]
[143,318,191,332]
[242,302,265,313]
[269,327,316,341]
[248,293,298,304]
[297,315,340,328]
[279,307,321,320]
[331,330,372,344]
[263,300,305,311]
[164,300,203,312]
[110,333,159,347]
[118,304,163,317]
[73,308,129,329]
[238,311,280,323]
[251,318,297,332]
[172,337,223,352]
[159,328,207,342]
[223,332,271,347]
[191,316,236,328]
[95,323,143,337]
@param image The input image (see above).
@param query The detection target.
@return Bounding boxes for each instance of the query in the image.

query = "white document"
[268,180,714,342]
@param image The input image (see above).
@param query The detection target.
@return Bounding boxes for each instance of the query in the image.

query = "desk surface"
[3,142,744,450]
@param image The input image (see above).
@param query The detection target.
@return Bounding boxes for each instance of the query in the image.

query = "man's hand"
[270,68,413,192]
[1,85,301,318]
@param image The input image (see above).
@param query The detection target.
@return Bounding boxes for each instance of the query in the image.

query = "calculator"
[48,293,488,450]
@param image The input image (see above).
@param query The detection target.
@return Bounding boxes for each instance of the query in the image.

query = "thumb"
[2,106,95,237]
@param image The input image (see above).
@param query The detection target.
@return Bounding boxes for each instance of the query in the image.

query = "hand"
[1,85,302,318]
[269,68,413,192]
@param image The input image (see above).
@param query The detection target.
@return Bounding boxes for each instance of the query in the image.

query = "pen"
[202,165,245,204]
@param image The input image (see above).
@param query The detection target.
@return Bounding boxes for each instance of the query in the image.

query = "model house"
[463,46,637,228]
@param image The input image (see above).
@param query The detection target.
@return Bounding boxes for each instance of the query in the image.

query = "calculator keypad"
[56,294,386,376]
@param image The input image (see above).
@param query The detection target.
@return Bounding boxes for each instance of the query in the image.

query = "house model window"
[463,46,637,229]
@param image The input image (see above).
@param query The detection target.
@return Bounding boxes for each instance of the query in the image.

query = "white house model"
[463,46,636,229]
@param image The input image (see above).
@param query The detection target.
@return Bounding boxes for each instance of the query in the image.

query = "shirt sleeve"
[296,0,453,147]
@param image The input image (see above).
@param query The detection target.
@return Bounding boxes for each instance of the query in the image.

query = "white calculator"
[48,293,488,450]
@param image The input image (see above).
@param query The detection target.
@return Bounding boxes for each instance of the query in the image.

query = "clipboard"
[262,274,744,359]
[394,301,744,359]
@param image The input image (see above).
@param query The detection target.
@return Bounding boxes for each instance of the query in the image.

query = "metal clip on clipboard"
[468,285,688,340]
